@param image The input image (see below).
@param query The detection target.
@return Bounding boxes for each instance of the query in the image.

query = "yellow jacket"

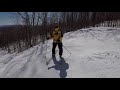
[48,27,63,43]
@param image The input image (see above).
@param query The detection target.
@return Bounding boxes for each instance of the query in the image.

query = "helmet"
[55,26,59,29]
[54,23,59,28]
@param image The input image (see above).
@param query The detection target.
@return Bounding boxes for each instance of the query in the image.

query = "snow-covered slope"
[0,27,120,78]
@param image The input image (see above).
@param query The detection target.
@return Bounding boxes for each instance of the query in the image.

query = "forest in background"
[0,12,120,53]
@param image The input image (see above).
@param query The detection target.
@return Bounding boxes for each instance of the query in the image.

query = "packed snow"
[0,27,120,78]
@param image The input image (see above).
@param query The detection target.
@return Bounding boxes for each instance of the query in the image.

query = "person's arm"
[58,30,63,42]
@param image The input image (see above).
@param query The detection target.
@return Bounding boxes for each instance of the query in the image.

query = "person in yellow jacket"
[47,25,63,57]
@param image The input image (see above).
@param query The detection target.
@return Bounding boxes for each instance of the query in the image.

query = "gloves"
[47,37,49,40]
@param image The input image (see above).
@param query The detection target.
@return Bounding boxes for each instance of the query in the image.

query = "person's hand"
[47,37,49,40]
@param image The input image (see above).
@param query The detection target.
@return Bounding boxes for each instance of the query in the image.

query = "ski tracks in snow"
[0,45,45,78]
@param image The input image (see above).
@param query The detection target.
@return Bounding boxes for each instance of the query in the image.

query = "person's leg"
[58,42,63,56]
[52,42,57,55]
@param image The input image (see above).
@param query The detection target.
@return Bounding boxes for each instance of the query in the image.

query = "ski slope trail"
[1,27,120,78]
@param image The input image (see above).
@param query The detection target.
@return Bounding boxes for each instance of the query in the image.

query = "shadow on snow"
[48,56,69,78]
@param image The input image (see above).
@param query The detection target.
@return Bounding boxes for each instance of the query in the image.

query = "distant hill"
[0,25,16,29]
[0,25,24,32]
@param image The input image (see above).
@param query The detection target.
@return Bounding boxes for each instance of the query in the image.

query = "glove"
[47,37,49,40]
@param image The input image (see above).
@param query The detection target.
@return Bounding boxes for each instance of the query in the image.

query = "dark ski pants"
[52,42,63,56]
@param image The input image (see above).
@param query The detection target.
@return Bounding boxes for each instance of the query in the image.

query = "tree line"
[0,12,120,53]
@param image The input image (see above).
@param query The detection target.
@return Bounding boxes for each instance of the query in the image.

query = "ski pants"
[52,42,63,56]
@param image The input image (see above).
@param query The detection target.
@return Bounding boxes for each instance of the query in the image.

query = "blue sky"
[0,12,15,26]
[0,12,59,26]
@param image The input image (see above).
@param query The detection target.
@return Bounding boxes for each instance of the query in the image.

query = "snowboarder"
[47,25,63,57]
